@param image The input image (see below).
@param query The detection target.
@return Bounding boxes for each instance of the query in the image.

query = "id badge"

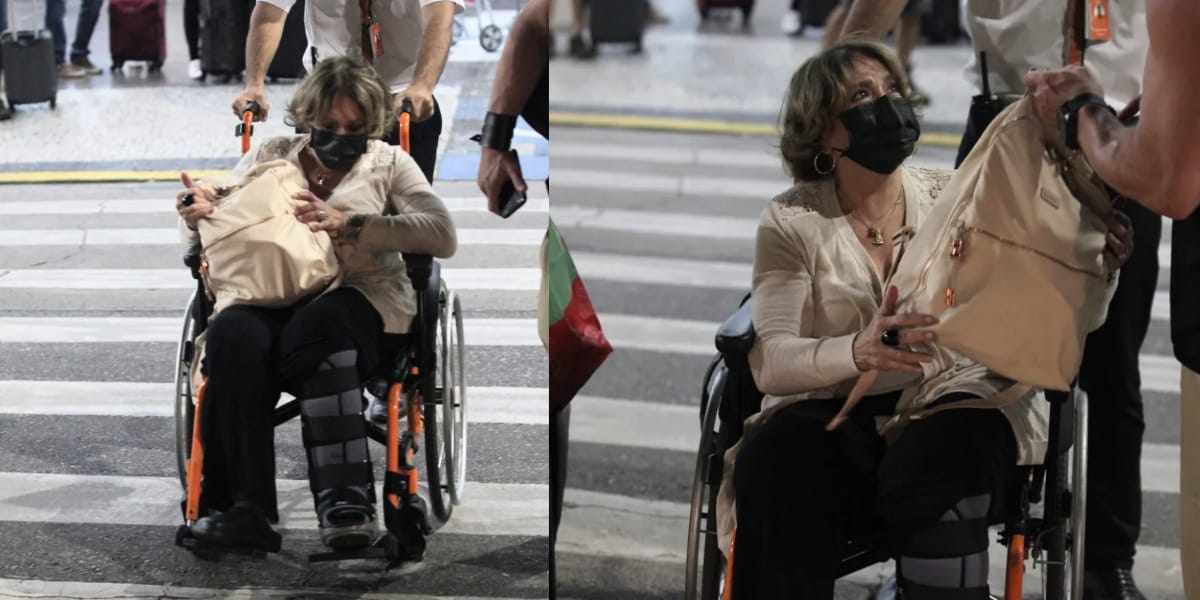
[370,22,384,59]
[1086,0,1111,43]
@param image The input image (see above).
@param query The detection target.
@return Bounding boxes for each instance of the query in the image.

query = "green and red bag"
[541,218,613,413]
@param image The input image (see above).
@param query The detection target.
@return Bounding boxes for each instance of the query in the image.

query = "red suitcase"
[109,0,167,71]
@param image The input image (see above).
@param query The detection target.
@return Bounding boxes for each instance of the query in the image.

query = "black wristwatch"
[1058,93,1115,150]
[345,213,368,240]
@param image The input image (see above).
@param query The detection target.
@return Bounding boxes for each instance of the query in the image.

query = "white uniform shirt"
[962,0,1147,108]
[258,0,465,93]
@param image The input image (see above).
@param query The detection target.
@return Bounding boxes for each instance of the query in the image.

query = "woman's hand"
[176,172,214,230]
[851,286,938,375]
[293,191,349,238]
[1102,209,1134,273]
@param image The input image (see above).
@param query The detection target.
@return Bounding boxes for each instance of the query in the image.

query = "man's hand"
[1024,65,1105,134]
[477,147,527,216]
[232,85,270,121]
[400,83,436,122]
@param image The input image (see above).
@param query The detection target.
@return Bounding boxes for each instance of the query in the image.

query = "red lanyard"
[359,0,383,63]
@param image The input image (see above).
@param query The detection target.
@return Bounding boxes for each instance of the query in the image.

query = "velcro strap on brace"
[303,414,368,446]
[312,461,373,490]
[904,517,990,558]
[298,366,359,399]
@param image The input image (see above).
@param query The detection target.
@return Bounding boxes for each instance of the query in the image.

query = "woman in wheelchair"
[173,57,456,555]
[728,39,1130,599]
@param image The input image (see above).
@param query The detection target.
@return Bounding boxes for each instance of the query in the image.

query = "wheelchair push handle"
[398,99,413,154]
[236,101,262,155]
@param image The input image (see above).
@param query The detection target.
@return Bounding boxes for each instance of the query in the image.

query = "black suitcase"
[588,0,645,53]
[698,0,754,23]
[198,0,250,81]
[799,0,838,27]
[267,0,306,81]
[1,29,56,109]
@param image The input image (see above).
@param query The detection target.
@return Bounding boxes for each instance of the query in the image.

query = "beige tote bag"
[197,159,339,315]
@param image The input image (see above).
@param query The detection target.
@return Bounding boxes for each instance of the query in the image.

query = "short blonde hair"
[778,37,913,181]
[285,56,395,138]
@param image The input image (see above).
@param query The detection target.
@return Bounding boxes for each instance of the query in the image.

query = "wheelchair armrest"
[183,244,202,280]
[715,297,756,362]
[403,254,433,291]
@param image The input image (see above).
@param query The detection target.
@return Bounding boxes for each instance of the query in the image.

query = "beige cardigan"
[180,136,457,334]
[750,164,1061,465]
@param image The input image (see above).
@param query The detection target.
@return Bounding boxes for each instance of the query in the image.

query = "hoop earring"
[813,151,836,176]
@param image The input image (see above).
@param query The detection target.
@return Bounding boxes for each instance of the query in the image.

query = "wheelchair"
[684,295,1089,600]
[171,250,468,565]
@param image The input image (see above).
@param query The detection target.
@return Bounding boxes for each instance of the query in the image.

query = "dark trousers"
[549,405,570,600]
[956,103,1160,571]
[382,96,442,184]
[68,0,103,61]
[184,0,200,60]
[200,288,404,522]
[731,394,1016,600]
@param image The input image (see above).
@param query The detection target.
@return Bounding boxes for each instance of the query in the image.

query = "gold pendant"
[868,228,884,246]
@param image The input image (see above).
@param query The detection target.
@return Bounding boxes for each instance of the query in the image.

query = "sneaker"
[70,57,102,75]
[188,58,204,81]
[647,4,670,25]
[56,62,89,79]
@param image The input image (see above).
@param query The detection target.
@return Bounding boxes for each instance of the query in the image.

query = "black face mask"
[834,95,920,174]
[310,129,369,171]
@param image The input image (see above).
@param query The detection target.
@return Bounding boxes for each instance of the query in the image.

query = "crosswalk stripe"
[555,168,786,199]
[0,197,551,215]
[596,313,1184,393]
[558,488,1183,591]
[0,268,541,291]
[0,579,530,600]
[0,382,547,424]
[0,228,544,246]
[553,142,781,170]
[0,472,546,537]
[553,205,760,240]
[0,317,543,346]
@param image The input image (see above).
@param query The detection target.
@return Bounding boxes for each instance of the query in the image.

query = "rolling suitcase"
[697,0,754,23]
[798,0,837,27]
[266,0,306,81]
[198,0,250,81]
[588,0,645,53]
[1,0,56,110]
[108,0,167,71]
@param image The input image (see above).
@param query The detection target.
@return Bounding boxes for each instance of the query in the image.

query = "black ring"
[181,193,195,207]
[880,329,900,347]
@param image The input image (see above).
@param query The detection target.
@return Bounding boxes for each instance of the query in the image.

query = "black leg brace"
[298,349,374,512]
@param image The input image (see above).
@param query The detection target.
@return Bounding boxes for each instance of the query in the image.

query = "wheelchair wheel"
[442,288,467,505]
[1042,389,1088,600]
[174,291,199,487]
[685,356,730,600]
[423,280,456,522]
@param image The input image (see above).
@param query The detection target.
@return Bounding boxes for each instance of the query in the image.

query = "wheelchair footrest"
[309,541,392,563]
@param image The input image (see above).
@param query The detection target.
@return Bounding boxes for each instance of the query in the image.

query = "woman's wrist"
[344,213,368,241]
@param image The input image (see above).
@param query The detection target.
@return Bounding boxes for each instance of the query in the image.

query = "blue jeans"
[44,0,102,63]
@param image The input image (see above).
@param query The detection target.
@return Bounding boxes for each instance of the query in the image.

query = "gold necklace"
[848,188,903,246]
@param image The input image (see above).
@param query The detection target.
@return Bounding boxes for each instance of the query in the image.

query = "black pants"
[382,96,442,184]
[957,103,1160,572]
[200,288,405,522]
[731,394,1017,600]
[549,405,570,600]
[183,0,199,60]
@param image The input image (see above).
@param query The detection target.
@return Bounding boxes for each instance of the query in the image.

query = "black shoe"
[0,101,11,121]
[191,501,282,553]
[318,488,376,550]
[568,34,596,59]
[1083,568,1147,600]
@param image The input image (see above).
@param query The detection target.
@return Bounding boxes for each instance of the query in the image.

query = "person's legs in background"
[184,0,203,79]
[1077,201,1161,600]
[0,0,10,120]
[68,0,103,74]
[895,0,930,106]
[44,0,88,77]
[549,404,570,600]
[1181,366,1200,600]
[567,0,593,59]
